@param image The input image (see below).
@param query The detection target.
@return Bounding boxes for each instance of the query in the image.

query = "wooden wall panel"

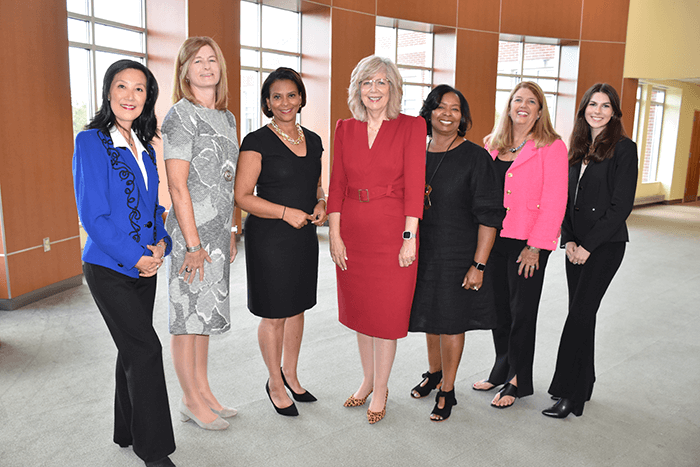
[301,2,332,191]
[500,0,582,39]
[378,0,458,27]
[621,77,639,137]
[458,0,500,32]
[147,0,187,210]
[454,29,499,143]
[6,240,82,298]
[0,0,82,299]
[581,0,630,42]
[576,42,626,106]
[333,0,375,15]
[0,256,7,300]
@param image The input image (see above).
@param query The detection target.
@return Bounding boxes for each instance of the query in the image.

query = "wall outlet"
[43,237,51,252]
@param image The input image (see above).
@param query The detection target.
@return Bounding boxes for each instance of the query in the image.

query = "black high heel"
[411,370,442,398]
[430,389,457,422]
[542,398,583,418]
[265,380,298,416]
[281,368,317,402]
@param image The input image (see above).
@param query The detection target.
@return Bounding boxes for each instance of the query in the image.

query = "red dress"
[327,114,426,339]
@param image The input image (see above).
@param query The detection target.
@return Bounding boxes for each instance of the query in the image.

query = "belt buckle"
[358,189,369,202]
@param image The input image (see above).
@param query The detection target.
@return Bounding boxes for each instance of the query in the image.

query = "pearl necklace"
[270,118,304,145]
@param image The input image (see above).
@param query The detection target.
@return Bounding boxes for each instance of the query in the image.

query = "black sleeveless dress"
[240,126,323,318]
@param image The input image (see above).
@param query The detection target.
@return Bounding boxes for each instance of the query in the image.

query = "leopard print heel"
[344,389,373,407]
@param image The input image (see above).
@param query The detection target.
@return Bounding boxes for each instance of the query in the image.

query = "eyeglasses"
[361,78,390,89]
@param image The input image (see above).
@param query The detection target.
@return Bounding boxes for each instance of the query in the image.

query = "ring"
[473,287,478,291]
[185,267,191,273]
[530,265,535,269]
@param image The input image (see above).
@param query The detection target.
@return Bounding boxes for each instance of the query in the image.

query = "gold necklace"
[270,118,304,145]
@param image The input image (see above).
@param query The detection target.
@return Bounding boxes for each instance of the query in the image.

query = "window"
[67,0,146,138]
[240,1,301,139]
[634,84,666,183]
[496,37,561,123]
[375,24,434,117]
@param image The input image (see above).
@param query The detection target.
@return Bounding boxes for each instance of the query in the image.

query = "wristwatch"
[472,260,486,271]
[402,231,416,240]
[526,245,541,253]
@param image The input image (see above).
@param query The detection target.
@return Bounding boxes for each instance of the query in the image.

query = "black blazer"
[561,137,638,252]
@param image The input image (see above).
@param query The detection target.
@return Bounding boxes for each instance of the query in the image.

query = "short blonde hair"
[488,81,560,152]
[347,55,402,122]
[172,36,229,110]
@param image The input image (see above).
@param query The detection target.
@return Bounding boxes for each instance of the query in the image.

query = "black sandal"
[491,382,518,409]
[430,389,457,422]
[410,370,443,398]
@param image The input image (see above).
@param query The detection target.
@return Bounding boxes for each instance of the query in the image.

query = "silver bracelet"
[317,197,326,204]
[186,243,202,253]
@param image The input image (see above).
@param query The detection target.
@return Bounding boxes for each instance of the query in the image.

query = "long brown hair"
[172,36,229,110]
[487,81,560,152]
[569,83,626,166]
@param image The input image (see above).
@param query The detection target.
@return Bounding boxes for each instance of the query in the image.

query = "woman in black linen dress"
[234,68,326,417]
[408,85,505,421]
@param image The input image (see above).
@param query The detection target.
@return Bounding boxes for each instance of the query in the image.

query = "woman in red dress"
[327,55,426,424]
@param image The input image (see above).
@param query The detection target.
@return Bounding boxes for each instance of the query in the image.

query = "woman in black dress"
[408,85,505,421]
[234,68,326,416]
[542,83,638,418]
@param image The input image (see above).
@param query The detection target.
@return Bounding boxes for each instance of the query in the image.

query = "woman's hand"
[516,246,540,278]
[568,244,590,265]
[230,232,238,263]
[330,233,347,271]
[135,254,162,277]
[462,266,484,291]
[399,239,416,267]
[149,243,166,261]
[283,207,314,229]
[180,248,212,283]
[312,201,327,226]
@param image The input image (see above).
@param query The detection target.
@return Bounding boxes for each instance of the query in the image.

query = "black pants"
[486,236,551,398]
[83,263,175,463]
[548,242,626,409]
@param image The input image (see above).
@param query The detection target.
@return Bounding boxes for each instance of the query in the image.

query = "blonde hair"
[347,55,402,122]
[172,37,229,110]
[487,81,560,152]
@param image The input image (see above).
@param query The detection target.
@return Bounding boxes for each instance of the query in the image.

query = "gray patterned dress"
[162,98,239,335]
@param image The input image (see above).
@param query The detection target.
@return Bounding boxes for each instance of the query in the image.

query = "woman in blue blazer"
[542,83,638,419]
[73,60,176,467]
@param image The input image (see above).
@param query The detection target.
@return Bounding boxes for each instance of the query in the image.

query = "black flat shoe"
[411,370,442,398]
[145,456,176,467]
[551,395,560,401]
[281,368,317,402]
[472,379,502,392]
[542,398,583,418]
[491,382,518,409]
[266,380,298,416]
[430,389,457,422]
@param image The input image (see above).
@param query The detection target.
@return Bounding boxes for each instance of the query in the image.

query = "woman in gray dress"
[162,37,239,431]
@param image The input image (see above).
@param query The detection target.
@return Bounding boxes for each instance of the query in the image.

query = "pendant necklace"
[509,138,528,153]
[271,118,304,145]
[424,134,460,210]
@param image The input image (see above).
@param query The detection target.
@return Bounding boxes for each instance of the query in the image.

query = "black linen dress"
[240,126,323,318]
[409,140,505,334]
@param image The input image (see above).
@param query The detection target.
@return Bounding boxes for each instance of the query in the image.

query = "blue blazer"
[73,128,172,278]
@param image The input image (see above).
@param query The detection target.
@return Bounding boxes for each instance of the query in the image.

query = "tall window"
[67,0,146,138]
[634,84,665,183]
[240,1,301,139]
[375,25,433,117]
[496,37,561,122]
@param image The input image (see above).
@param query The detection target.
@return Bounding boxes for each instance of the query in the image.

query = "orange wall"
[0,0,82,299]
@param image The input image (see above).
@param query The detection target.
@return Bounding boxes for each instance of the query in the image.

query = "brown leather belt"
[345,184,403,202]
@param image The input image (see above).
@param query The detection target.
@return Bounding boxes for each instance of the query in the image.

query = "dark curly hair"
[86,59,160,145]
[419,84,472,137]
[261,67,306,118]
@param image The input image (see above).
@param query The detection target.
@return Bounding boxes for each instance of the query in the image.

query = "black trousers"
[548,242,626,409]
[486,236,551,398]
[83,263,175,463]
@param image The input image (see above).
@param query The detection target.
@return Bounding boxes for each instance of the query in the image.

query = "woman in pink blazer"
[472,82,568,409]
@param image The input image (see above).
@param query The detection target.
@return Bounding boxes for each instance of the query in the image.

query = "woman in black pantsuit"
[543,83,638,419]
[73,60,176,466]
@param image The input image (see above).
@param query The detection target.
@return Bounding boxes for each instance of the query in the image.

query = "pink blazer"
[489,139,568,250]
